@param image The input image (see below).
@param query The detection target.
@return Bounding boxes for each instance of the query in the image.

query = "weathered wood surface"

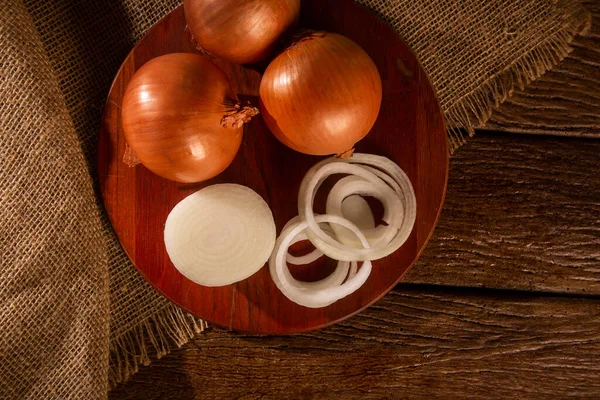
[486,1,600,138]
[407,133,600,295]
[110,286,600,399]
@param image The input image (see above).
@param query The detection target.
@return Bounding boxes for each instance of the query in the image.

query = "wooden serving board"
[98,0,448,334]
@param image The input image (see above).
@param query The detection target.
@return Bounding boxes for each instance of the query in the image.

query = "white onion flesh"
[350,153,417,256]
[282,215,327,265]
[361,165,403,196]
[340,195,375,230]
[163,153,415,309]
[326,175,401,248]
[270,214,372,308]
[348,260,358,279]
[286,231,323,265]
[298,154,417,262]
[283,201,376,265]
[164,184,275,287]
[281,215,351,291]
[268,153,416,308]
[285,223,351,290]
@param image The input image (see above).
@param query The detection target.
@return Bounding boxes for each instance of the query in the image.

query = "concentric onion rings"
[269,214,372,308]
[298,154,417,262]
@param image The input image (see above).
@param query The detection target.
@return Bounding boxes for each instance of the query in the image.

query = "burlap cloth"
[0,0,590,397]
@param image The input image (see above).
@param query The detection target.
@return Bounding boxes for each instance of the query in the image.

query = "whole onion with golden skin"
[121,53,258,183]
[259,32,382,156]
[183,0,301,64]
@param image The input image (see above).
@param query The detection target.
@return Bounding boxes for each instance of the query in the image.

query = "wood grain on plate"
[109,285,600,399]
[98,0,448,334]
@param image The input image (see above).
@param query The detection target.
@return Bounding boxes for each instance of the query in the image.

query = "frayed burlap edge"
[109,304,207,388]
[445,8,592,152]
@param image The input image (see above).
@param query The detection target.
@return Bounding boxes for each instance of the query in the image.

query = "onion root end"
[337,148,355,159]
[123,142,141,167]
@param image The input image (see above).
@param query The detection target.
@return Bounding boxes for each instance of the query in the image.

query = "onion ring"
[269,214,372,308]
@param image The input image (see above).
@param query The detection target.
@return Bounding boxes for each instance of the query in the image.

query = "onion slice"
[283,201,375,265]
[284,218,351,291]
[270,214,372,308]
[326,175,401,247]
[298,153,416,261]
[282,215,328,265]
[286,229,351,291]
[341,195,375,230]
[164,184,275,287]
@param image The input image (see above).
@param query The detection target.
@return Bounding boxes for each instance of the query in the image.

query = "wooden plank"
[407,132,600,295]
[109,286,600,399]
[485,1,600,138]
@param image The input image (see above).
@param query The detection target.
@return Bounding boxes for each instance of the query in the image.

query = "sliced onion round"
[348,260,358,279]
[282,215,328,265]
[283,199,376,265]
[350,153,417,254]
[164,184,275,287]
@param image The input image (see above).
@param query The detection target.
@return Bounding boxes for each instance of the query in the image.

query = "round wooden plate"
[98,0,448,334]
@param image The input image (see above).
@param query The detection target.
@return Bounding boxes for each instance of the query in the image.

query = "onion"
[270,214,372,308]
[184,0,300,64]
[340,195,375,231]
[348,261,358,280]
[286,230,350,291]
[267,154,415,308]
[284,219,352,290]
[298,153,417,261]
[283,200,375,265]
[164,184,275,287]
[283,215,331,266]
[121,53,258,183]
[259,31,382,156]
[326,175,401,248]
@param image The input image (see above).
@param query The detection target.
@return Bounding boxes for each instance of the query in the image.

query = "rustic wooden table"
[111,2,600,398]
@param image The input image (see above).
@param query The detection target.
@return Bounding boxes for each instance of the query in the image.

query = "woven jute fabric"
[0,0,110,397]
[0,0,590,397]
[358,0,591,149]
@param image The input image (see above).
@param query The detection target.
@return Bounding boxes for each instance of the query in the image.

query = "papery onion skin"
[122,53,257,183]
[184,0,300,64]
[259,32,382,156]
